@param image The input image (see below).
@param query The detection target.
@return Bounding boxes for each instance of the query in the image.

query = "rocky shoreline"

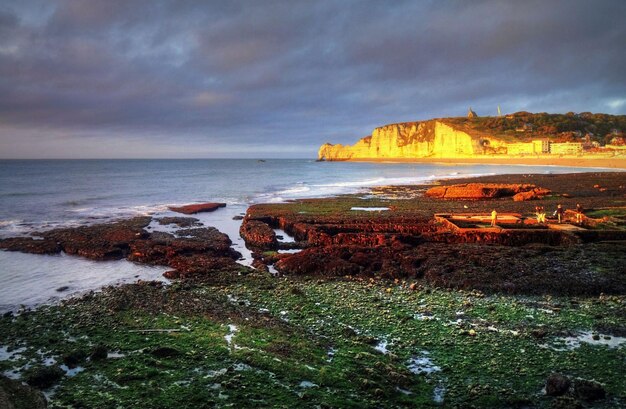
[0,172,625,408]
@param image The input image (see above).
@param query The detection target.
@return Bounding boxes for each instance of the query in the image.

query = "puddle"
[224,324,238,348]
[204,368,228,378]
[0,346,26,361]
[414,313,436,321]
[542,331,626,351]
[350,207,390,212]
[277,249,301,254]
[433,381,446,403]
[274,229,295,243]
[60,364,85,377]
[326,347,337,362]
[226,294,250,306]
[407,351,441,375]
[374,339,389,354]
[268,265,280,276]
[233,363,252,371]
[299,380,318,388]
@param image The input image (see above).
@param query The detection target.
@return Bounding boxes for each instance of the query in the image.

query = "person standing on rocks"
[556,204,565,223]
[535,205,545,224]
[576,203,584,224]
[491,209,498,227]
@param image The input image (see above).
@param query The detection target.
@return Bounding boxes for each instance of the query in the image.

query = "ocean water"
[0,159,613,311]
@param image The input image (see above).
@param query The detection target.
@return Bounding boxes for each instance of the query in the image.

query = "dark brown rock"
[550,396,582,409]
[24,366,64,389]
[148,346,180,358]
[0,375,47,409]
[0,237,61,254]
[545,373,571,396]
[155,217,200,227]
[168,202,226,214]
[90,345,108,361]
[573,379,605,401]
[62,350,87,368]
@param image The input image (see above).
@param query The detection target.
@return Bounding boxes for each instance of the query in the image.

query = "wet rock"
[0,375,47,409]
[0,237,61,255]
[551,396,582,409]
[513,187,551,201]
[90,345,108,361]
[24,366,65,389]
[1,217,242,281]
[168,202,226,215]
[55,286,69,293]
[62,350,87,368]
[573,379,605,401]
[240,219,278,250]
[232,215,244,220]
[545,373,571,396]
[34,217,152,261]
[425,183,539,199]
[148,346,180,358]
[155,217,201,227]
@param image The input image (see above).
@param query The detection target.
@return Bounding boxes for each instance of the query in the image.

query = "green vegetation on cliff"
[443,112,626,144]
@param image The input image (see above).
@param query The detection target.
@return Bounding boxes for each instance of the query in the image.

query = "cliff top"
[377,112,626,144]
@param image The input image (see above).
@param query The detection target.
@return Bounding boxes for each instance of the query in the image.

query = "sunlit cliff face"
[319,121,487,160]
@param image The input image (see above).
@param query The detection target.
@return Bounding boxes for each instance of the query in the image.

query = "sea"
[0,159,616,311]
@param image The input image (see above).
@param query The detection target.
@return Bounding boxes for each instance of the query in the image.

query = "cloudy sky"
[0,0,625,158]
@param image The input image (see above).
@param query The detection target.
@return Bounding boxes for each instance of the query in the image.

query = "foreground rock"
[240,173,626,295]
[168,202,226,214]
[0,217,243,279]
[0,375,47,409]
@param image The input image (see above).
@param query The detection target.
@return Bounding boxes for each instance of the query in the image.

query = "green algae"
[1,274,624,408]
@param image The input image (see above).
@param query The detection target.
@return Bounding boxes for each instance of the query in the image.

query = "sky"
[0,0,625,159]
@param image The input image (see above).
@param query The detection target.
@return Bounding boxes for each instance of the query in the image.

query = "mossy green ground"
[1,272,624,408]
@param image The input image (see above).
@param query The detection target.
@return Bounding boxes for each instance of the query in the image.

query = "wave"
[254,171,499,203]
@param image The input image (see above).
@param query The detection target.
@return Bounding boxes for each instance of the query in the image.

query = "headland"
[318,112,626,169]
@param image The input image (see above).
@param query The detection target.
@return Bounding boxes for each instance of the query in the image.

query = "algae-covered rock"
[0,375,47,409]
[89,344,108,361]
[573,378,605,401]
[545,373,571,396]
[24,365,64,389]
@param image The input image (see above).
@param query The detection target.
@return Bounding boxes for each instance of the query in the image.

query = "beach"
[346,155,626,169]
[1,167,625,408]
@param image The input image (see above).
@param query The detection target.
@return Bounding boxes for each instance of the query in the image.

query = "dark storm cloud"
[0,0,625,158]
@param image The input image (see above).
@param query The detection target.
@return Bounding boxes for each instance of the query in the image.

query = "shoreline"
[1,172,625,407]
[330,156,626,169]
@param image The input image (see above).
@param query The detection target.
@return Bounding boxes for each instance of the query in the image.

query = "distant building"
[507,142,534,155]
[532,139,550,154]
[550,142,583,155]
[507,139,550,155]
[467,107,477,118]
[606,144,626,151]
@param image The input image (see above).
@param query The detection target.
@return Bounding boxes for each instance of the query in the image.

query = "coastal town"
[318,110,626,162]
[470,109,626,157]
